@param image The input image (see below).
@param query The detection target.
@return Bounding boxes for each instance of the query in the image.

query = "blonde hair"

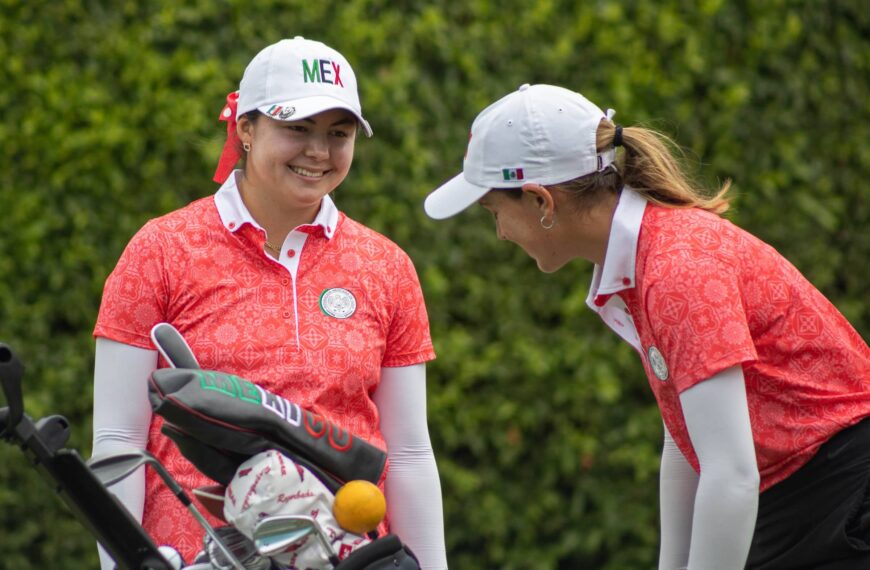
[549,121,732,214]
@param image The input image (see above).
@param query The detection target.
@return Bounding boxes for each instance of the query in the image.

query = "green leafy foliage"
[1,1,866,568]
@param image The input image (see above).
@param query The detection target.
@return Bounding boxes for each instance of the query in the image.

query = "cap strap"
[596,108,619,171]
[213,91,241,184]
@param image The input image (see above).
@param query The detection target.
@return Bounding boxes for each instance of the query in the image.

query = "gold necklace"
[264,240,281,254]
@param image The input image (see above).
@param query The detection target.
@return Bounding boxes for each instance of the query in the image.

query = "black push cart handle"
[0,343,24,434]
[0,343,173,570]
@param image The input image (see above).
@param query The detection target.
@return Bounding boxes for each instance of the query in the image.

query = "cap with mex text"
[236,36,372,136]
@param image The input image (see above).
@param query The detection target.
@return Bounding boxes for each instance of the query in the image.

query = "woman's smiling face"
[240,108,358,211]
[478,189,568,273]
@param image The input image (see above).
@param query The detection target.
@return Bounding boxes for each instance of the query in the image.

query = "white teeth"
[290,166,325,178]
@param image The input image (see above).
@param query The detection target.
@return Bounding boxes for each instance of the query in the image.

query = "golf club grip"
[151,323,200,369]
[0,344,24,430]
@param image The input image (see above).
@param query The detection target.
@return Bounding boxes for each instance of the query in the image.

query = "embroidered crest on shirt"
[648,346,669,381]
[319,288,356,319]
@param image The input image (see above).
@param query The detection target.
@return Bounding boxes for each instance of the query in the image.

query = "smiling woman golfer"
[424,83,870,569]
[92,37,447,568]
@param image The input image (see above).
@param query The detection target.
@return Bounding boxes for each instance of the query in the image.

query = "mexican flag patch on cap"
[502,168,524,181]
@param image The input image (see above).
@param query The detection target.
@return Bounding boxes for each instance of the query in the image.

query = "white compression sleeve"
[91,337,157,570]
[658,425,698,570]
[373,364,448,569]
[680,365,759,570]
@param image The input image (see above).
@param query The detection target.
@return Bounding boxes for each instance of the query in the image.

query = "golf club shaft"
[187,504,246,570]
[318,534,341,567]
[313,522,341,567]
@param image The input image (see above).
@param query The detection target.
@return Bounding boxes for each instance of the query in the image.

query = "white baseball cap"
[236,36,372,136]
[424,83,616,219]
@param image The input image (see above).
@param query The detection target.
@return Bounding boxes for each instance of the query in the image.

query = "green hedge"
[1,1,866,568]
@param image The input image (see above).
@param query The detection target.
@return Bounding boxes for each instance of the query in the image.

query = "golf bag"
[147,336,421,569]
[1,335,419,569]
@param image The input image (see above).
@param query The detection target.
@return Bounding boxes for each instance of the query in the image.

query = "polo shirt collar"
[214,170,339,239]
[586,187,648,309]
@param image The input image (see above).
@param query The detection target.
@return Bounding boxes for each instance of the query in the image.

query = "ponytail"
[550,121,732,215]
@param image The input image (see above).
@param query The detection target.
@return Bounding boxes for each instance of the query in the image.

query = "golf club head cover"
[160,424,249,485]
[162,421,342,493]
[148,368,387,491]
[334,534,421,570]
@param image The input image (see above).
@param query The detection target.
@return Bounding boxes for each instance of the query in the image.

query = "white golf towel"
[223,449,370,568]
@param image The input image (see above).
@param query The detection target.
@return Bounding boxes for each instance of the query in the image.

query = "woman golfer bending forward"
[424,83,870,569]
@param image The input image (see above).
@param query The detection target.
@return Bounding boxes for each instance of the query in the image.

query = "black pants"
[747,418,870,569]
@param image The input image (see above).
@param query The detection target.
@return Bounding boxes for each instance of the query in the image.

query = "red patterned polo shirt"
[588,188,870,492]
[94,173,435,558]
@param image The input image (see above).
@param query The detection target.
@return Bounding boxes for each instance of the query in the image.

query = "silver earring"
[243,142,251,152]
[540,215,555,230]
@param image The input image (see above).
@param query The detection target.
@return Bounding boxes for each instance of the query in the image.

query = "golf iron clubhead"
[204,525,271,570]
[253,514,341,567]
[88,449,152,487]
[87,449,246,570]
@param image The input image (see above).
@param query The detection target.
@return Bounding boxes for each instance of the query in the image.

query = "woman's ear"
[521,182,556,217]
[236,115,254,146]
